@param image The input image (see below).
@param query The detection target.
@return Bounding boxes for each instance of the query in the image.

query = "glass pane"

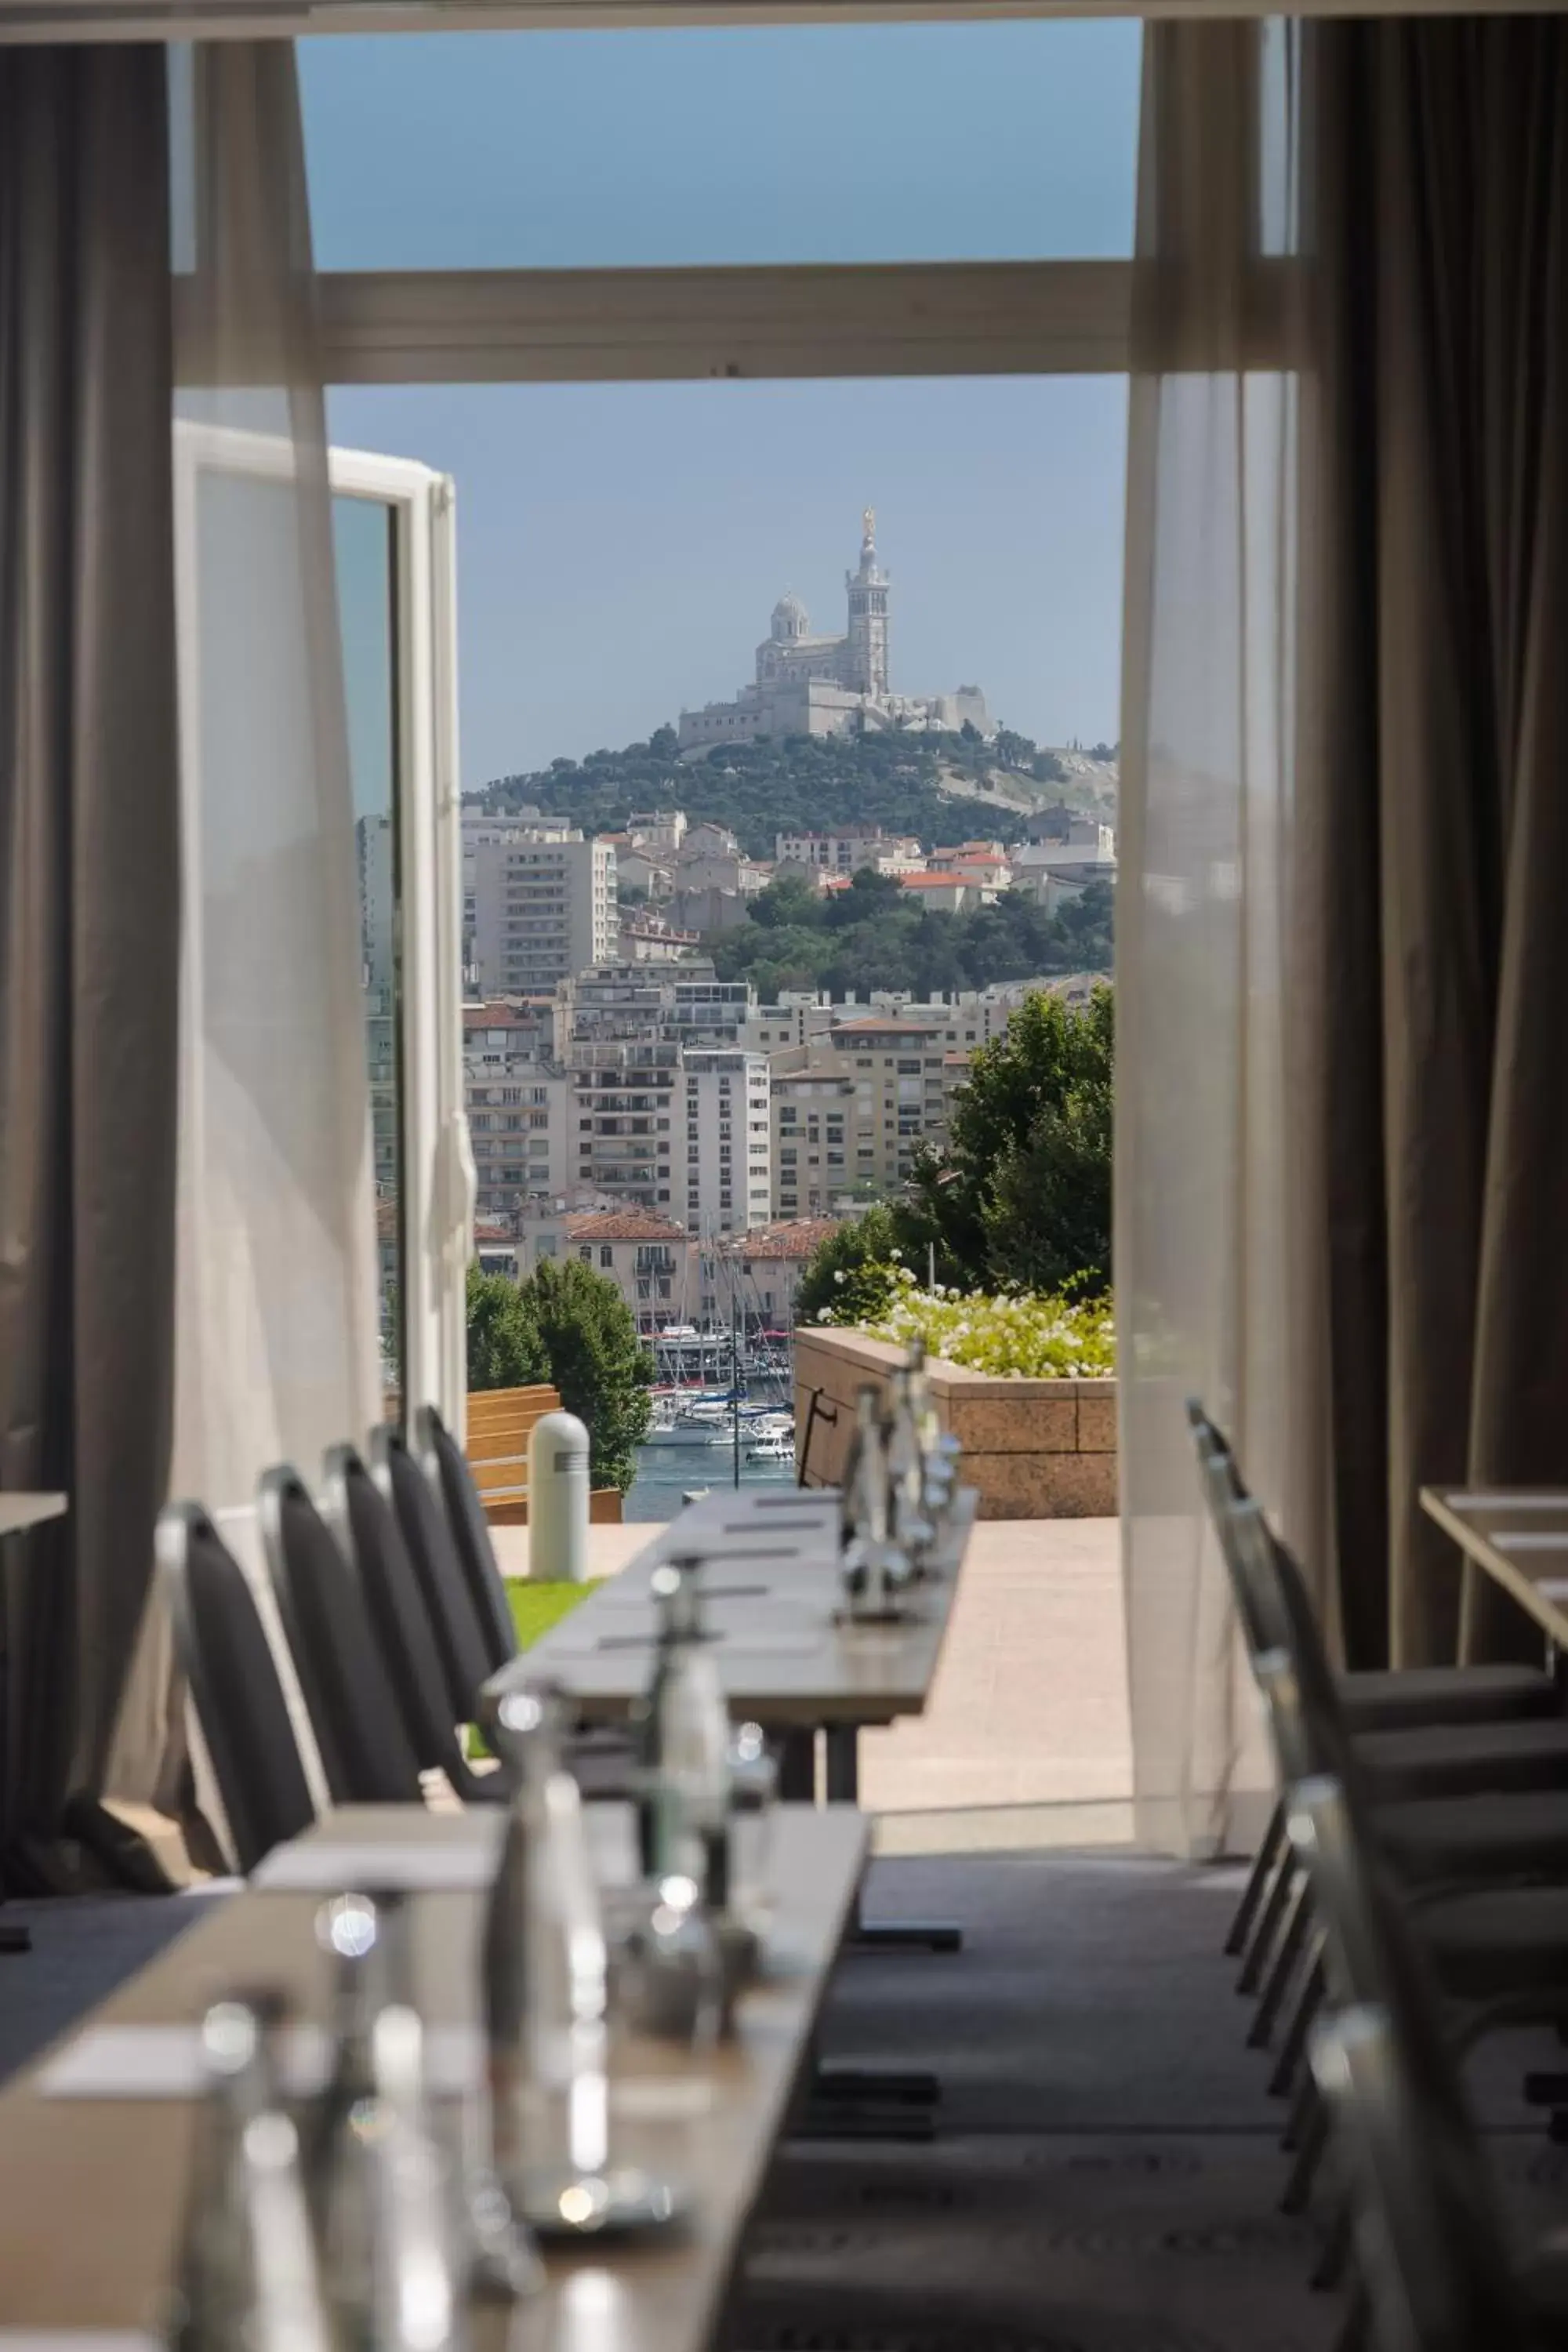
[336,492,403,1396]
[300,22,1140,271]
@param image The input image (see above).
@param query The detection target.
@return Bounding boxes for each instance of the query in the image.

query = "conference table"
[494,1482,978,1809]
[1421,1484,1568,1663]
[0,1800,867,2351]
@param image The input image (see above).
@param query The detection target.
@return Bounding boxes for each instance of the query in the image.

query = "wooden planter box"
[793,1327,1117,1519]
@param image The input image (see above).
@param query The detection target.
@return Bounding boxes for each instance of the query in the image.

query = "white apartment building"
[681,1049,772,1234]
[470,826,617,996]
[745,980,1044,1058]
[775,829,923,874]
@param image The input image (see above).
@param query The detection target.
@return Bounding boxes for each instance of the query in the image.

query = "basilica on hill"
[677,510,991,752]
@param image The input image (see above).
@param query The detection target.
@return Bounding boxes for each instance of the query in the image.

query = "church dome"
[771,592,809,642]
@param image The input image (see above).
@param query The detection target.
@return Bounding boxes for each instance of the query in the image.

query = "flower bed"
[795,1319,1118,1520]
[850,1268,1115,1381]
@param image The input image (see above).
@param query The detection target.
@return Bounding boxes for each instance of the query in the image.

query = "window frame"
[175,424,466,1434]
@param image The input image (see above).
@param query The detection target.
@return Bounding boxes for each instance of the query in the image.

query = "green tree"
[516,1257,654,1492]
[795,1203,909,1327]
[902,984,1114,1296]
[466,1264,548,1392]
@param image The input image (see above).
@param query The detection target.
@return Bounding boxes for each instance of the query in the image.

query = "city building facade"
[681,1049,772,1235]
[470,825,617,996]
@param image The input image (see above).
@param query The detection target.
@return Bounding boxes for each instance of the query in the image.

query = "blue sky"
[307,24,1139,786]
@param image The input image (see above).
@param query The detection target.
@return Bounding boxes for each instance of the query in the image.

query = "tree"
[795,1203,908,1327]
[901,984,1113,1296]
[516,1257,654,1492]
[466,1264,548,1392]
[748,868,826,931]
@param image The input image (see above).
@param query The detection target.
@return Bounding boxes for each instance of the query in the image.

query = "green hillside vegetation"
[709,864,1113,998]
[480,724,1093,860]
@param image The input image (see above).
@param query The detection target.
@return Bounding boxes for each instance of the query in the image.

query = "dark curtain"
[0,50,180,1884]
[1307,20,1568,1667]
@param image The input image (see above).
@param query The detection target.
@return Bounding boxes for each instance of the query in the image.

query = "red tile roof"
[725,1217,839,1260]
[561,1210,688,1242]
[473,1219,514,1245]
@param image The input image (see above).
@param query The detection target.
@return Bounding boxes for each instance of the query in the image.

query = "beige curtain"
[1119,17,1568,1850]
[0,49,183,1889]
[103,42,379,1847]
[1116,23,1323,1856]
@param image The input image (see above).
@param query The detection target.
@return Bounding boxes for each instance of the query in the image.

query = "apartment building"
[554,964,767,1225]
[461,1000,570,1221]
[470,825,617,996]
[775,829,922,874]
[771,1014,951,1216]
[681,1049,772,1235]
[745,981,1044,1058]
[524,1209,699,1335]
[720,1217,840,1330]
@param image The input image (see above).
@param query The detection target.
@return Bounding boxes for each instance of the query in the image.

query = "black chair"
[1189,1410,1568,1995]
[372,1421,495,1726]
[158,1501,316,1874]
[1187,1402,1557,1732]
[1231,1498,1568,2086]
[257,1464,423,1806]
[412,1403,638,1802]
[412,1403,516,1675]
[1311,2005,1540,2352]
[1295,1785,1568,2350]
[321,1443,503,1806]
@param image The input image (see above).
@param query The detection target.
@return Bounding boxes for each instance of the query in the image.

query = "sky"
[306,23,1140,789]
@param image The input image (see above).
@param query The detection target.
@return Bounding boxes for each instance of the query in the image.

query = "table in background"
[499,1480,978,1988]
[0,1800,866,2352]
[503,1485,977,1781]
[1420,1485,1568,1663]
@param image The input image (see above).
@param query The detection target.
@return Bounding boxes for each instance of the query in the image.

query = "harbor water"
[624,1430,797,1523]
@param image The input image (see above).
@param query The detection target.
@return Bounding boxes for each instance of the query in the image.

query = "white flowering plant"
[820,1261,1115,1379]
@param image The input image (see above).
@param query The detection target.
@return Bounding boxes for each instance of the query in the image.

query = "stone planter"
[793,1325,1117,1519]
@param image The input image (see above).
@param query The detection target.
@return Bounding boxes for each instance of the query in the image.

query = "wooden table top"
[492,1486,978,1728]
[1421,1483,1568,1653]
[0,1491,67,1537]
[0,1802,866,2352]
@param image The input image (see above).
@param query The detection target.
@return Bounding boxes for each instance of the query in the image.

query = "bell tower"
[844,507,889,699]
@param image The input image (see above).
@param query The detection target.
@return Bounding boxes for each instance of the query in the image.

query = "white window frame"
[328,444,470,1434]
[173,422,469,1438]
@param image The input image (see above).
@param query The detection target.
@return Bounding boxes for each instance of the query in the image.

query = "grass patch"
[506,1577,596,1651]
[467,1579,597,1761]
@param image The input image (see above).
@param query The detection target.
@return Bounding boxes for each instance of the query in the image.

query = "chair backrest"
[413,1403,516,1675]
[1185,1400,1280,1664]
[321,1443,483,1798]
[370,1422,496,1720]
[157,1503,315,1874]
[1312,2005,1527,2352]
[256,1465,423,1806]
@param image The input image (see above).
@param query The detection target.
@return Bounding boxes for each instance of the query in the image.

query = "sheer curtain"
[103,42,376,1841]
[167,43,380,1512]
[1117,24,1323,1856]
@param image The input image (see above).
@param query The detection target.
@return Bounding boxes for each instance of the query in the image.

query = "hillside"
[479,726,1116,858]
[708,864,1113,999]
